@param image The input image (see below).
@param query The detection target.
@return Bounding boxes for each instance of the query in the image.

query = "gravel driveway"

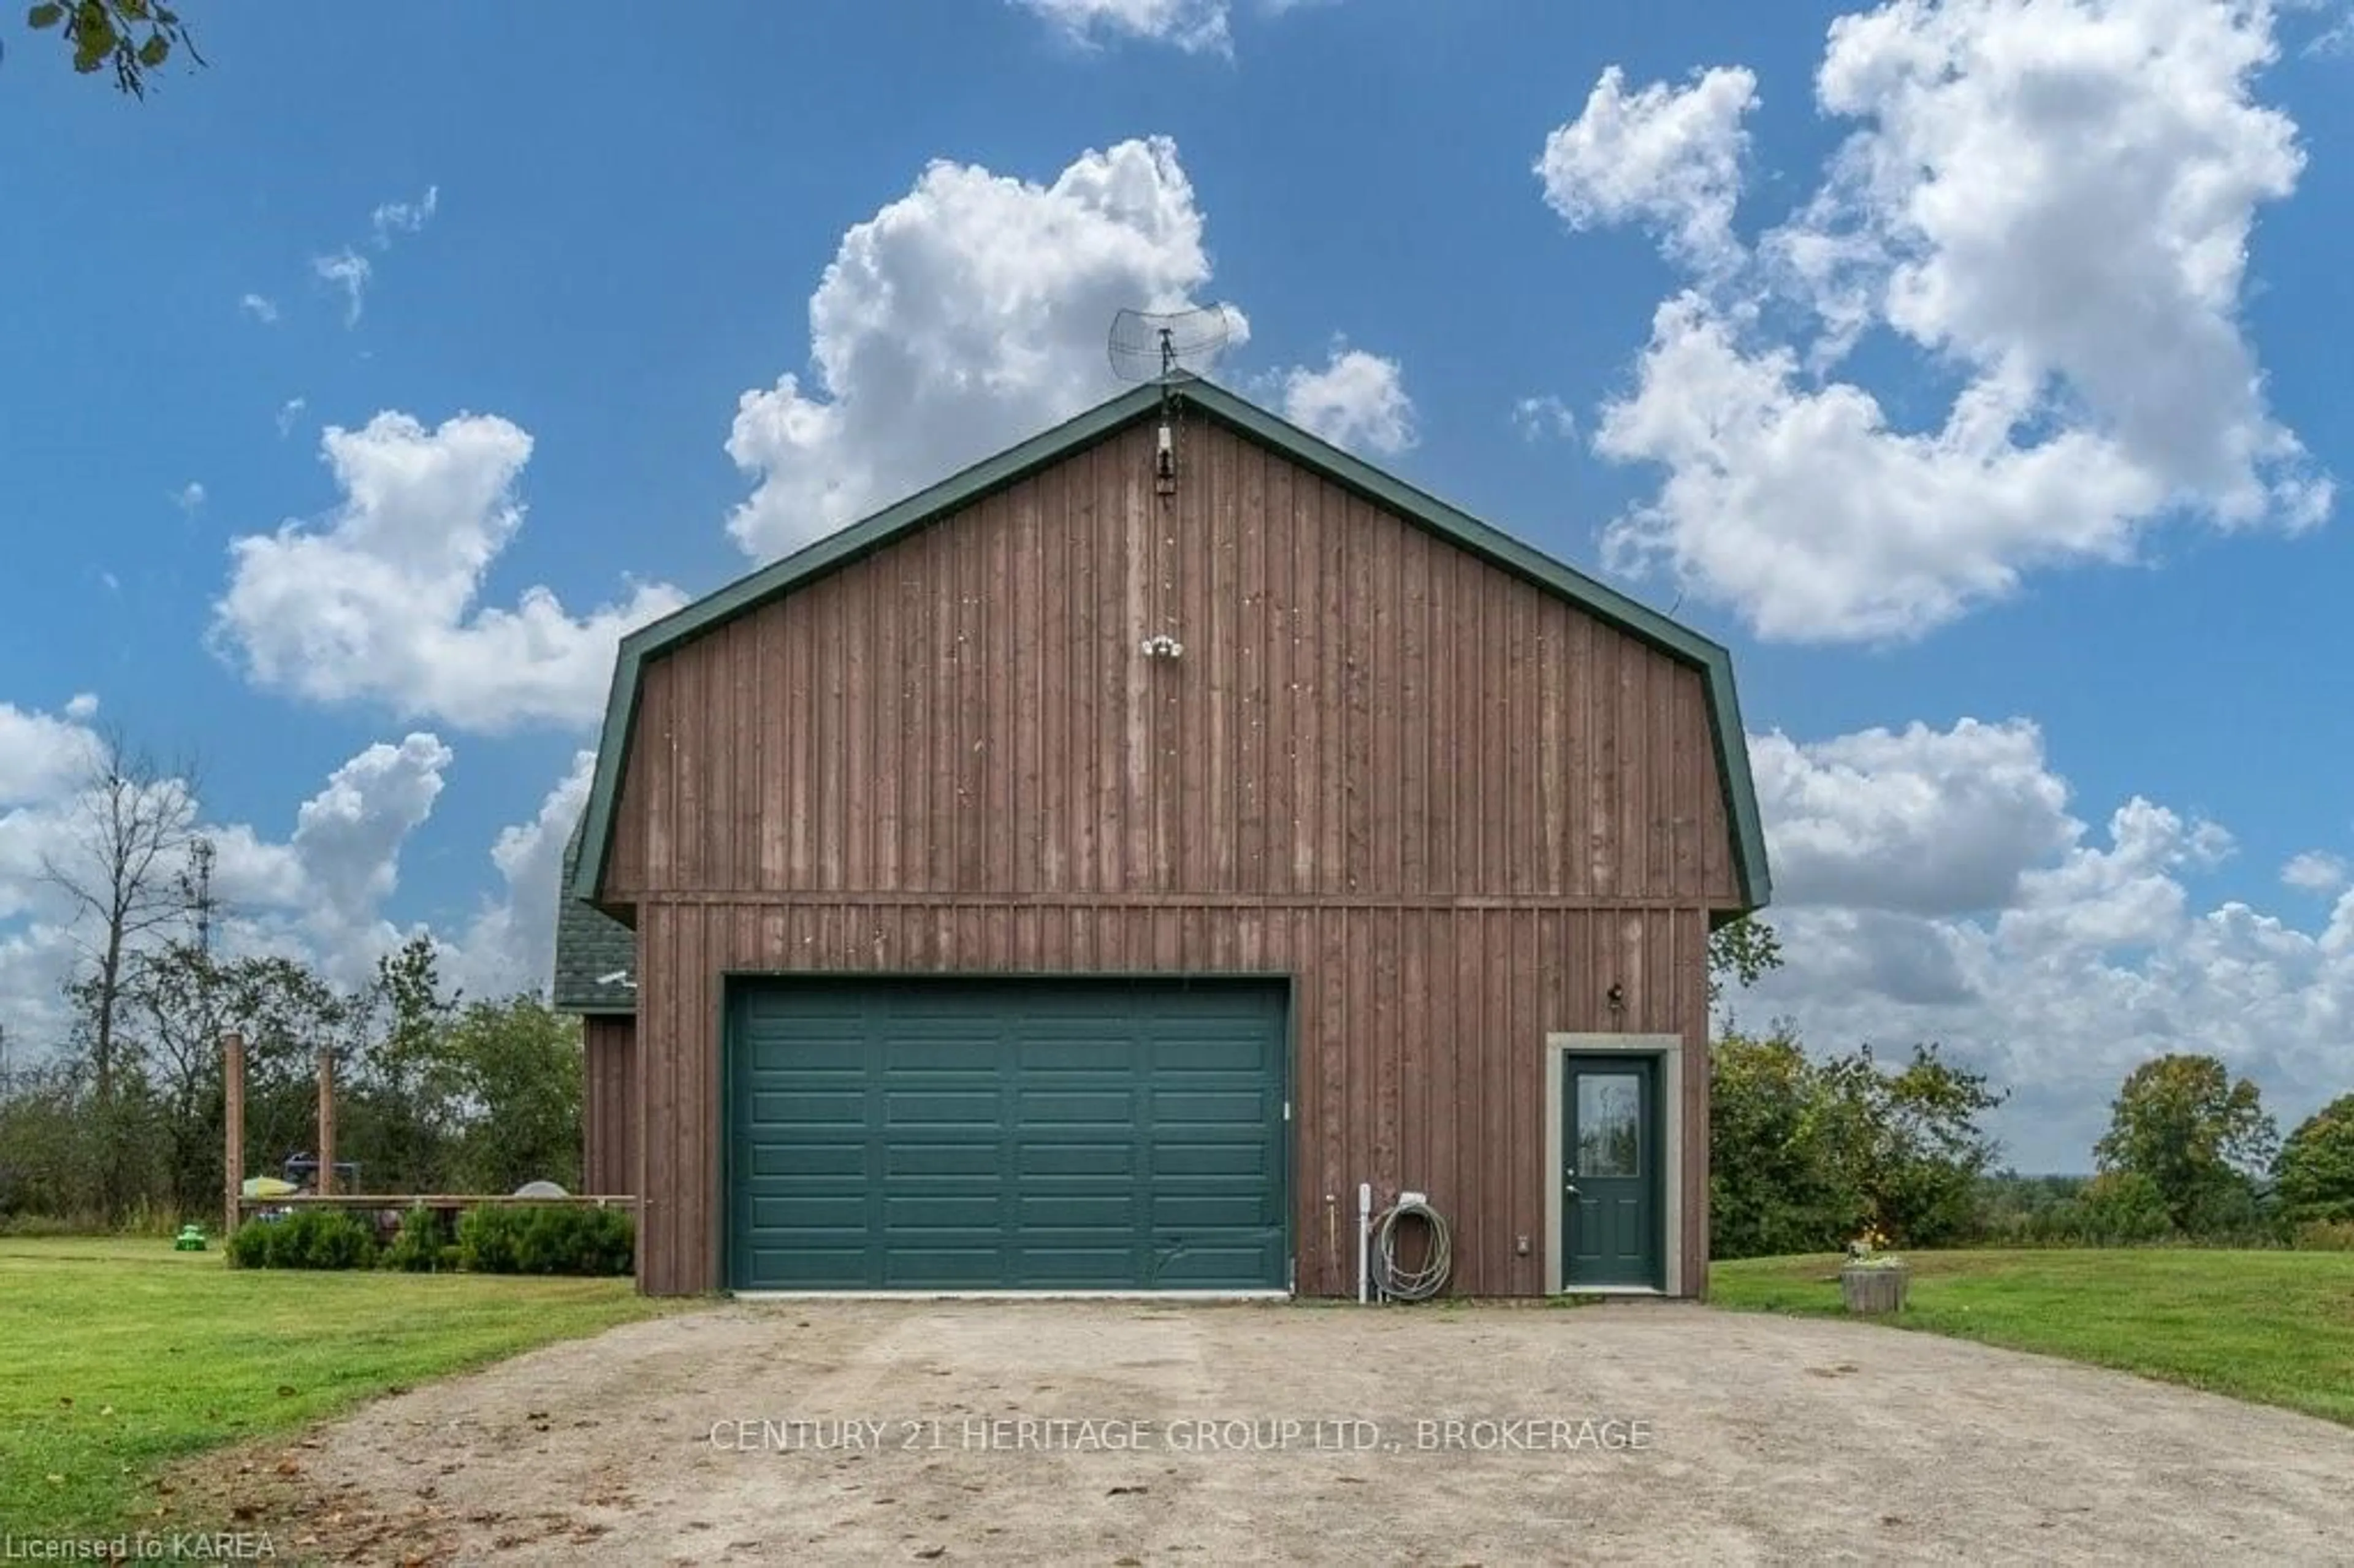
[207,1301,2354,1565]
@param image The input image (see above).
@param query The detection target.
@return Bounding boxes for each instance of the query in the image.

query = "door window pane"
[1577,1073,1641,1177]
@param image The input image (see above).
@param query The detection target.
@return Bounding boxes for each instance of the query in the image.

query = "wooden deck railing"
[235,1193,637,1214]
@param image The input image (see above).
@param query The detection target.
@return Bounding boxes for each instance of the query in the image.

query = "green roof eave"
[569,376,1770,914]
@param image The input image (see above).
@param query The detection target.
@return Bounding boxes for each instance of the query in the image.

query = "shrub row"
[456,1203,633,1275]
[226,1209,378,1269]
[381,1206,458,1273]
[2291,1218,2354,1252]
[227,1204,632,1275]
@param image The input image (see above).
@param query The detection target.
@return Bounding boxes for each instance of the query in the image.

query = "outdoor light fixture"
[1140,633,1184,660]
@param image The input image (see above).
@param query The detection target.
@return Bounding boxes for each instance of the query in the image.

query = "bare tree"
[39,725,199,1217]
[128,837,228,1217]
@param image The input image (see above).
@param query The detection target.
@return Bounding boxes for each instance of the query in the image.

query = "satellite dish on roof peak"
[1109,304,1238,382]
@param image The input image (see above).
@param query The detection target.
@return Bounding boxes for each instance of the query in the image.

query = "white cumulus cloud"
[0,718,457,1051]
[0,711,614,1051]
[286,734,454,934]
[1016,0,1233,51]
[0,703,98,812]
[1738,714,2353,1171]
[1594,299,2165,641]
[1278,344,1416,455]
[213,411,687,733]
[1012,0,1348,52]
[726,136,1417,561]
[2282,851,2350,894]
[725,137,1230,559]
[1552,0,2331,643]
[1753,718,2076,915]
[1536,64,1759,274]
[444,751,595,1001]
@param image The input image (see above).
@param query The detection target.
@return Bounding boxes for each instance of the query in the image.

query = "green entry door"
[1561,1055,1661,1289]
[728,978,1289,1292]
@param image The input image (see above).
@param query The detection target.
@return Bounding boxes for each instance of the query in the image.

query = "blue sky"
[4,0,2352,1170]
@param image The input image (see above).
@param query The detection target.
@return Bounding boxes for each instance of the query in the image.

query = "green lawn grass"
[1710,1248,2354,1425]
[0,1235,690,1536]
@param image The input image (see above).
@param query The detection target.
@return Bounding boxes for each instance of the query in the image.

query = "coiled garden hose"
[1368,1197,1452,1301]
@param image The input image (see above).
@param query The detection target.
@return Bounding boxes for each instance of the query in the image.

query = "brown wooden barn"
[553,376,1769,1299]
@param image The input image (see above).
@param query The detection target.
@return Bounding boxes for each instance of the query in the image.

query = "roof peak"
[562,373,1768,935]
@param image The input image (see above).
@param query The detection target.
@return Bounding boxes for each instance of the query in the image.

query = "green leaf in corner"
[70,10,115,67]
[27,2,65,28]
[137,32,169,67]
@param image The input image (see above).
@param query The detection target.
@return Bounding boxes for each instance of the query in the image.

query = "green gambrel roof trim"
[569,376,1770,917]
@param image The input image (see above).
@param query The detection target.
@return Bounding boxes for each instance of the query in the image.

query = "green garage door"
[727,978,1289,1292]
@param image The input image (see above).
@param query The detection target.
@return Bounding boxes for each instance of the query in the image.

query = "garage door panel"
[1016,1194,1135,1228]
[1019,1089,1137,1122]
[744,1035,868,1069]
[1018,1141,1135,1176]
[743,1247,869,1287]
[747,1089,866,1126]
[1018,1040,1139,1070]
[884,1090,1001,1124]
[883,1195,1004,1227]
[882,1033,1005,1067]
[1154,1090,1270,1124]
[743,1141,866,1178]
[1021,1248,1147,1282]
[1151,1141,1272,1176]
[886,1142,1000,1176]
[1151,1121,1274,1142]
[729,980,1287,1291]
[749,1195,867,1229]
[1152,1194,1274,1229]
[883,1250,1005,1288]
[1154,1241,1284,1287]
[1149,1037,1271,1071]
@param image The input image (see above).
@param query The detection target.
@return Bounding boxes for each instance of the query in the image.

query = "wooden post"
[316,1048,335,1198]
[222,1032,245,1238]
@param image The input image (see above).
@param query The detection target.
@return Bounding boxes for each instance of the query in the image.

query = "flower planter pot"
[1840,1263,1908,1314]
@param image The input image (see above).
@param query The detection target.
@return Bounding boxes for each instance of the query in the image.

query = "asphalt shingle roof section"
[553,812,637,1013]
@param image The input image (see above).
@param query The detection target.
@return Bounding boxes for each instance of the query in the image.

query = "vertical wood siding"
[606,414,1735,1297]
[606,419,1740,907]
[627,902,1710,1297]
[582,1015,637,1198]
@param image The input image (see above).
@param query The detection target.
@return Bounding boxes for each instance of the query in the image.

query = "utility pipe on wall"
[1357,1182,1372,1304]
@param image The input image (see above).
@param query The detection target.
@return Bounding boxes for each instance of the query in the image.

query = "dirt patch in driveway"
[187,1300,2353,1565]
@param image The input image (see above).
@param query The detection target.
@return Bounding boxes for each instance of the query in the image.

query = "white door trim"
[1545,1033,1683,1297]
